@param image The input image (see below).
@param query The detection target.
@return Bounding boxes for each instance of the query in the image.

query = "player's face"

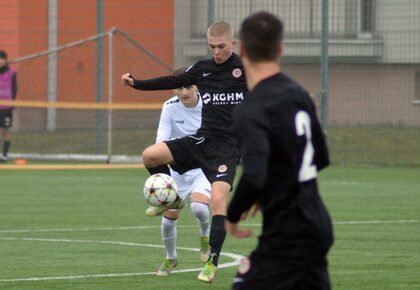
[208,35,236,64]
[0,58,6,68]
[175,85,199,108]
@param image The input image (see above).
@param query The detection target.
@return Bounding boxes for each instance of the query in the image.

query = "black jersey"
[227,72,333,258]
[133,53,246,144]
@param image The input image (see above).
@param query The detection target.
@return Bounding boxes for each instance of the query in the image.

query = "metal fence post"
[96,0,104,155]
[320,0,329,131]
[47,0,57,132]
[207,0,215,58]
[107,30,113,163]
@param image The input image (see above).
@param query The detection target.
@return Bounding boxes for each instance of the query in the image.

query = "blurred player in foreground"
[0,50,17,163]
[226,12,334,290]
[122,21,247,283]
[153,68,211,276]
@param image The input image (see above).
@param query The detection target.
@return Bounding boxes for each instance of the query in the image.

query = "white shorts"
[170,167,211,201]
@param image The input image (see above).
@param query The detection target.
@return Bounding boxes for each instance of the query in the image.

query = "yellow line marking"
[0,164,145,170]
[0,100,162,110]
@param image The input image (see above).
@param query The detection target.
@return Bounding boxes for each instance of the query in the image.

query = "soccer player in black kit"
[226,12,334,290]
[121,21,246,283]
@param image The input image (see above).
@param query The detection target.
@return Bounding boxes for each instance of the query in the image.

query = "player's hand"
[225,220,252,238]
[121,73,134,87]
[240,203,259,221]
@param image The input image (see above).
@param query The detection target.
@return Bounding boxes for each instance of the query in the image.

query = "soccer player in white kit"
[152,69,212,276]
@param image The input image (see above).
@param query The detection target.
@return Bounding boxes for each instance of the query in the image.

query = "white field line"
[0,219,417,234]
[322,181,366,186]
[0,220,418,282]
[334,219,418,225]
[0,225,174,233]
[0,237,243,282]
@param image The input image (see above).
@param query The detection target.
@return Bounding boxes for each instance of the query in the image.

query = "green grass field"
[0,165,419,290]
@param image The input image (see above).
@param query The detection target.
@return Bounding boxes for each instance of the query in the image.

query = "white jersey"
[156,96,202,143]
[156,96,211,200]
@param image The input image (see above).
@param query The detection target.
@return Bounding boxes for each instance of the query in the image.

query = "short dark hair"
[240,12,283,62]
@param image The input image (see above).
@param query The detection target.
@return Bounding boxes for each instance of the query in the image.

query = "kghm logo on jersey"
[200,92,244,105]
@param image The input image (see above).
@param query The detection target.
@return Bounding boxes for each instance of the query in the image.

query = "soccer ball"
[143,173,179,206]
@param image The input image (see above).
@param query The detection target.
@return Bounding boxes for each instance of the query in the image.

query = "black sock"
[208,215,227,266]
[146,164,170,176]
[3,141,10,157]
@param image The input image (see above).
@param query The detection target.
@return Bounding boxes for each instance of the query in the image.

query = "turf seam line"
[0,220,417,233]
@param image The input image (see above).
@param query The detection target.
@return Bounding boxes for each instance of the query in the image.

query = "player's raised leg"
[198,180,231,283]
[143,143,185,216]
[142,142,174,175]
[191,192,211,262]
[156,209,180,276]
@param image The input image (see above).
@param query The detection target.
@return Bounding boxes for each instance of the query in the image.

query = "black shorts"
[164,133,241,187]
[0,109,13,128]
[232,252,331,290]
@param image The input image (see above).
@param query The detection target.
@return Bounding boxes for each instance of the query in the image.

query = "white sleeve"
[156,103,173,143]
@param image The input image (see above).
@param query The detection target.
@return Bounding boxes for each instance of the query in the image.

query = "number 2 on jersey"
[295,111,317,182]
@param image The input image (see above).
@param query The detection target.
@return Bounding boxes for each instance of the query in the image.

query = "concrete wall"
[175,0,420,63]
[284,63,420,126]
[375,0,420,63]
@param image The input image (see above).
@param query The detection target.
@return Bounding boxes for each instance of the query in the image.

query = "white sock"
[191,202,210,237]
[161,216,177,259]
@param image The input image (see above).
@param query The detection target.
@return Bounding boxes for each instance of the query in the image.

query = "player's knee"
[191,202,209,220]
[142,147,158,167]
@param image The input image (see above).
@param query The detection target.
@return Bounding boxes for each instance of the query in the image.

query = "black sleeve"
[227,104,270,223]
[132,64,197,91]
[12,72,17,100]
[309,100,330,171]
[227,153,268,223]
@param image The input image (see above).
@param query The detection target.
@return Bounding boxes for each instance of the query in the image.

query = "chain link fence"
[0,0,419,164]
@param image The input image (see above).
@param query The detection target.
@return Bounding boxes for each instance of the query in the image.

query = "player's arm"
[226,105,270,237]
[308,96,330,171]
[12,72,17,100]
[156,102,173,143]
[121,65,197,91]
[227,153,268,218]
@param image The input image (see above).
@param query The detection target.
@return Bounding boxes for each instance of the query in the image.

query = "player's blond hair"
[207,21,234,39]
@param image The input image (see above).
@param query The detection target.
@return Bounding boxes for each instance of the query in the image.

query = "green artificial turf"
[0,165,419,289]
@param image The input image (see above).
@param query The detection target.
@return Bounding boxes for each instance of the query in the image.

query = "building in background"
[0,0,419,164]
[174,0,420,126]
[0,0,174,104]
